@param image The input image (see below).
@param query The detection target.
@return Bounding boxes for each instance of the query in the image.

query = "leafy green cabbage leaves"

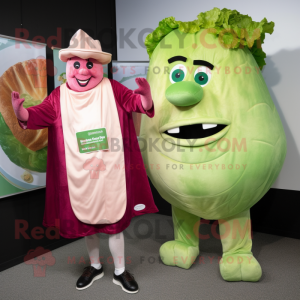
[145,7,274,68]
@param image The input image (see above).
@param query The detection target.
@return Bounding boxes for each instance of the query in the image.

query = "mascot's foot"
[219,253,262,282]
[159,241,199,269]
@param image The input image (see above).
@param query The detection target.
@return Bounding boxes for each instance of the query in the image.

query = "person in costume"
[140,8,286,282]
[11,29,158,293]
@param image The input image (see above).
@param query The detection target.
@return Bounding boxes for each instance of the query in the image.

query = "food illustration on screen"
[0,59,48,177]
[58,72,67,84]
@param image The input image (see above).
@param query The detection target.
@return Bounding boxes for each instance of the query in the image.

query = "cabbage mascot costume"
[140,8,286,282]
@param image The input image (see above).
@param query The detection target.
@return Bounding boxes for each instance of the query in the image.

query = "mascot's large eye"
[74,61,80,69]
[194,66,212,87]
[87,61,93,69]
[169,64,187,84]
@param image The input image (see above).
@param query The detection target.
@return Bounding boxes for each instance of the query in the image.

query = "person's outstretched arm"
[11,89,58,129]
[110,78,154,117]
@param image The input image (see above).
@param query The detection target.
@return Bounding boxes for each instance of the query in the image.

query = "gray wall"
[116,0,300,191]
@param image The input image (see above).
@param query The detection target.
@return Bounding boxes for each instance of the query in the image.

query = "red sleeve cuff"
[138,98,155,118]
[17,119,28,129]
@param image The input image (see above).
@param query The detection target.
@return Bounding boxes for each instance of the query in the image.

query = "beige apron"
[60,78,126,224]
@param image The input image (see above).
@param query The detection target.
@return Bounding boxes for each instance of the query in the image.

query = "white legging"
[85,232,125,275]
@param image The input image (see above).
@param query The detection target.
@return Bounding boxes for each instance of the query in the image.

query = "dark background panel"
[21,0,97,48]
[0,193,30,265]
[0,0,117,272]
[0,189,78,272]
[0,2,22,37]
[21,0,97,94]
[96,0,118,76]
[1,0,117,92]
[96,0,117,60]
[251,188,300,239]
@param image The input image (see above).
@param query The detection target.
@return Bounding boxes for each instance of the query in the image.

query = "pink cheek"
[91,68,102,78]
[69,69,78,78]
[89,69,97,76]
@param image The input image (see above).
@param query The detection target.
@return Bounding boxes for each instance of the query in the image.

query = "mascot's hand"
[133,77,153,111]
[11,91,29,122]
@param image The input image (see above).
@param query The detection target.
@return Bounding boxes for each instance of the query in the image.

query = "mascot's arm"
[11,92,29,121]
[133,77,153,111]
[11,89,58,130]
[110,78,154,118]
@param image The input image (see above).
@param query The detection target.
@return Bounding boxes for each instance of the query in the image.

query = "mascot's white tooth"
[168,127,180,134]
[203,124,217,130]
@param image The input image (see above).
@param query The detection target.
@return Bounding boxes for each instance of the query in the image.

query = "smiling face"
[66,57,103,92]
[140,29,286,219]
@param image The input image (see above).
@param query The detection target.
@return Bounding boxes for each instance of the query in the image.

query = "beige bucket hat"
[59,29,112,64]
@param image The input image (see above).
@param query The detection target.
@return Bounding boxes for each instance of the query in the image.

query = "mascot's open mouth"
[163,124,227,139]
[76,77,91,87]
[159,119,230,147]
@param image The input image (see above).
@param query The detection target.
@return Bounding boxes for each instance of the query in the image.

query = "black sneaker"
[76,266,104,290]
[113,270,139,293]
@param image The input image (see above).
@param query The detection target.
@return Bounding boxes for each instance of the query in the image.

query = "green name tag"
[76,128,109,154]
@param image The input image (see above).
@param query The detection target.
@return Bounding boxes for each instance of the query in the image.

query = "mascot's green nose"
[165,81,203,107]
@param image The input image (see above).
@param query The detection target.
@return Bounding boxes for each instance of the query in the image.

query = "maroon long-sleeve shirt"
[20,79,158,238]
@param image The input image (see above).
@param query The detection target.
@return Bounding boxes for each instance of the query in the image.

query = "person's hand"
[11,91,29,121]
[133,78,153,111]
